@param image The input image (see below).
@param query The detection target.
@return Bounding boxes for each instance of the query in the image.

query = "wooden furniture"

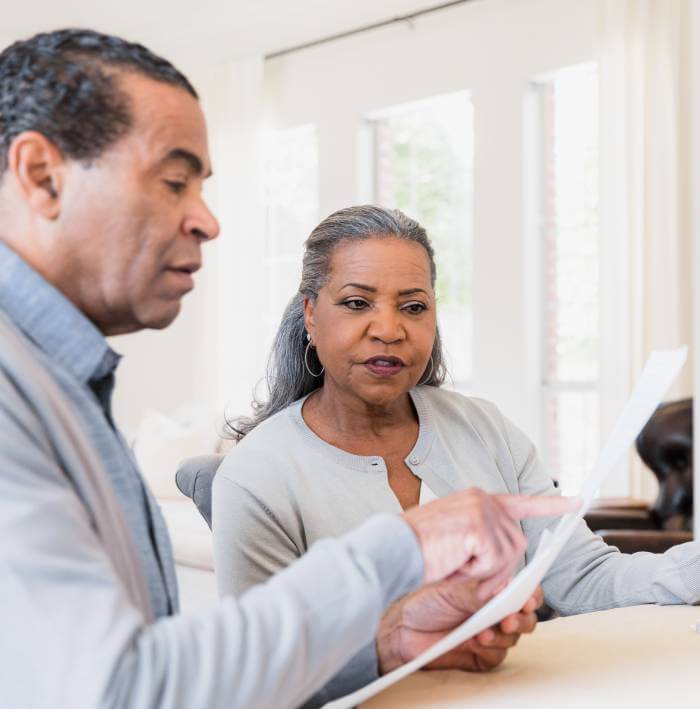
[363,605,700,708]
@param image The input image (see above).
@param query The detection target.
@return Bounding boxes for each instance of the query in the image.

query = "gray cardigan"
[213,386,700,613]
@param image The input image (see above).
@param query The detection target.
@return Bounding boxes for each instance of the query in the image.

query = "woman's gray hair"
[228,204,447,440]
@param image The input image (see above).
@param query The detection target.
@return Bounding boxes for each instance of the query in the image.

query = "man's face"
[56,72,219,335]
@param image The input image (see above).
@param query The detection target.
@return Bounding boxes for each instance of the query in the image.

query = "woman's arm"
[212,474,302,596]
[498,409,700,613]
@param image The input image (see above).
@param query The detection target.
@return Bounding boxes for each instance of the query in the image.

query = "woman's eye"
[342,298,369,310]
[164,180,187,195]
[402,302,427,314]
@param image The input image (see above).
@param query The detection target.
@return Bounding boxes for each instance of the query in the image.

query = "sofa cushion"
[133,411,220,500]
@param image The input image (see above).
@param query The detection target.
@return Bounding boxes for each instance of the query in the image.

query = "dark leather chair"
[584,398,693,553]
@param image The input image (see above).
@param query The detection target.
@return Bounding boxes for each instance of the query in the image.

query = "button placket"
[369,457,386,472]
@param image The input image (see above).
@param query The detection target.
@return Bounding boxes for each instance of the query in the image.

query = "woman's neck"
[304,382,416,443]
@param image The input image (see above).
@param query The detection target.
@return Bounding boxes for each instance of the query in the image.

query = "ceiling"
[0,0,463,64]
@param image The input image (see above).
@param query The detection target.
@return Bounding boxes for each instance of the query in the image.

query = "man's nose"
[184,198,220,242]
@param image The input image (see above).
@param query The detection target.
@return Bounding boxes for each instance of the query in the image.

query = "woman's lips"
[364,357,405,378]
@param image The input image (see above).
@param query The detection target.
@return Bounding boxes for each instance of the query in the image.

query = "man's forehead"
[117,71,212,174]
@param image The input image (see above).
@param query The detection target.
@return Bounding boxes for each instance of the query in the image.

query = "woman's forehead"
[326,237,432,288]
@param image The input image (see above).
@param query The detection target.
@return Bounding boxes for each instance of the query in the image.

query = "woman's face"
[304,236,437,408]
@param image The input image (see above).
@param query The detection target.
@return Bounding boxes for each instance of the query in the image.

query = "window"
[367,92,474,386]
[262,124,319,346]
[535,63,600,494]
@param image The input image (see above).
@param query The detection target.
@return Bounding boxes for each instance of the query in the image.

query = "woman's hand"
[402,488,578,597]
[431,585,542,672]
[377,581,544,674]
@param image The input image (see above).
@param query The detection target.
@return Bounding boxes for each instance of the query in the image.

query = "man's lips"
[363,356,406,377]
[169,261,201,275]
[165,262,200,291]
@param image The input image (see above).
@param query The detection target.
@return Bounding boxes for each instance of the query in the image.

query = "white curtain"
[597,0,692,498]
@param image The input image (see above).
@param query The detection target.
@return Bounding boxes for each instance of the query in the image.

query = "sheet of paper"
[323,346,687,709]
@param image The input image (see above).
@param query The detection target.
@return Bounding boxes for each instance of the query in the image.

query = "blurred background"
[2,0,697,506]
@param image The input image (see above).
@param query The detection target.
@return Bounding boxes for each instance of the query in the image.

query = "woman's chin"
[351,379,414,408]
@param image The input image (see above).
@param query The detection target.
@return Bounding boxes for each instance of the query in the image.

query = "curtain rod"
[265,0,479,60]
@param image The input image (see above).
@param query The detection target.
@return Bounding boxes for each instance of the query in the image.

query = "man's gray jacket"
[0,245,423,709]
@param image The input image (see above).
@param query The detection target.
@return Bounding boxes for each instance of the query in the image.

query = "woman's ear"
[7,131,65,220]
[303,296,316,342]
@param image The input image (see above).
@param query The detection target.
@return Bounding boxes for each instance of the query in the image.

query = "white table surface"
[363,605,700,708]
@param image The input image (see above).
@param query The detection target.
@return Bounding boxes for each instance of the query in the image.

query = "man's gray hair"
[228,204,447,439]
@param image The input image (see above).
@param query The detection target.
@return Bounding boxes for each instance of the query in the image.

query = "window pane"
[537,63,600,490]
[545,389,600,495]
[370,92,474,384]
[541,64,599,385]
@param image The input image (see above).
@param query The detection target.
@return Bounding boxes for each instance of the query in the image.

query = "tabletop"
[363,605,700,708]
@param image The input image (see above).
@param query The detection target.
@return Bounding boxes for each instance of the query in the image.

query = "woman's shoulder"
[415,385,506,428]
[416,385,533,462]
[217,400,307,484]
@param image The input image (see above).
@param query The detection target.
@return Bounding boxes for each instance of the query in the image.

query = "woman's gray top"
[213,386,700,613]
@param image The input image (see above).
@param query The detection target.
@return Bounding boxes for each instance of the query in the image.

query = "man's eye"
[164,180,187,195]
[342,298,369,310]
[402,302,427,314]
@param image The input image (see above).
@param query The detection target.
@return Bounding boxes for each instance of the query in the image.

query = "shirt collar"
[0,241,121,384]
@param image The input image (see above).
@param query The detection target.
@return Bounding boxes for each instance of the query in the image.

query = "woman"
[212,205,698,617]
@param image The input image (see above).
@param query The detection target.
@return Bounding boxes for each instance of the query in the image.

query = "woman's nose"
[367,309,405,343]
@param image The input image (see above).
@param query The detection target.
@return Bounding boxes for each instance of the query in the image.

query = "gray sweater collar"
[289,386,436,473]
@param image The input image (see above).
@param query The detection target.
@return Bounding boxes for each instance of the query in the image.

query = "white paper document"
[323,346,687,709]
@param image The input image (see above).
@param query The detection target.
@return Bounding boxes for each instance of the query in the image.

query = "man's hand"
[377,581,544,674]
[402,488,578,596]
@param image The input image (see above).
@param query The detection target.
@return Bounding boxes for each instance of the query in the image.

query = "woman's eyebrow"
[340,283,377,293]
[338,283,429,296]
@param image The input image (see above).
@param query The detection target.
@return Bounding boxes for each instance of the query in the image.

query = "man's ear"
[303,296,316,341]
[7,131,65,220]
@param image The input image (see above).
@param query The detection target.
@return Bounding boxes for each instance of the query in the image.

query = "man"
[0,30,573,708]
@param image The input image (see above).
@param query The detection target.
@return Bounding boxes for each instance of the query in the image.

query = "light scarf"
[0,312,154,623]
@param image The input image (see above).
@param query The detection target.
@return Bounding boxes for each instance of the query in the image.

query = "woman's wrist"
[375,598,408,675]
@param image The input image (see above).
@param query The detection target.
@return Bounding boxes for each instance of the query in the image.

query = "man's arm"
[0,405,423,709]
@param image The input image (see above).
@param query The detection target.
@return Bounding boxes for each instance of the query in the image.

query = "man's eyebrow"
[161,148,212,178]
